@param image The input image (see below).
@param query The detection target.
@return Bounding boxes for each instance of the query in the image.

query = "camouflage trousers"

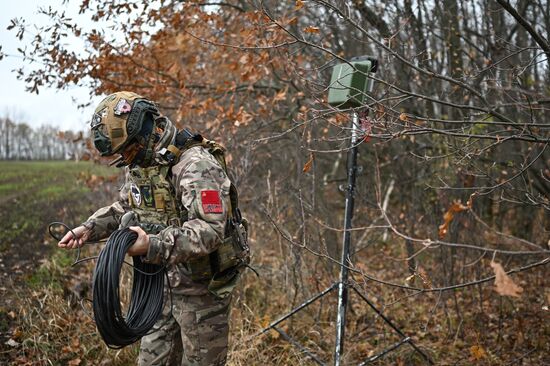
[138,292,231,366]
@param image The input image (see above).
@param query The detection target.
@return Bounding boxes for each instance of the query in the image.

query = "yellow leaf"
[304,26,320,34]
[490,262,523,297]
[303,153,314,173]
[470,345,486,360]
[295,0,304,10]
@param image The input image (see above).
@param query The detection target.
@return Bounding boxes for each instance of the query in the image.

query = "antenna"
[257,57,433,365]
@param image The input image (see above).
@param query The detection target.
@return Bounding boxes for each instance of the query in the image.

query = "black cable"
[48,222,84,265]
[92,228,164,349]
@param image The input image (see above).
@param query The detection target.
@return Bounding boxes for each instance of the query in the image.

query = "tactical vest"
[127,165,181,229]
[126,142,249,292]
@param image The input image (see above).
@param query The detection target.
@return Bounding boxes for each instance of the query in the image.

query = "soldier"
[57,91,248,365]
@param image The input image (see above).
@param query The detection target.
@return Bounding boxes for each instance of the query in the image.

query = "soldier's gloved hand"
[58,225,90,249]
[127,226,150,256]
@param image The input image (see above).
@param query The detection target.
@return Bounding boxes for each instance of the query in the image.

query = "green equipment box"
[328,57,377,109]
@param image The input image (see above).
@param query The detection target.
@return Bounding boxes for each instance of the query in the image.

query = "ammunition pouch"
[185,219,250,278]
[208,267,239,299]
[185,217,250,297]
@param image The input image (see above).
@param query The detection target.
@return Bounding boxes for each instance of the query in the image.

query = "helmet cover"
[90,91,159,156]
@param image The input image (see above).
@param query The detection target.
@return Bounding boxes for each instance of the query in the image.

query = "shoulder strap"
[168,130,240,221]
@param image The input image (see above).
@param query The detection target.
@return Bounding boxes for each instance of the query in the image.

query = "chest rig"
[127,165,181,231]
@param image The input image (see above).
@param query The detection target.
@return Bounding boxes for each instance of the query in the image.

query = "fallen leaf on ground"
[470,345,486,360]
[68,358,81,366]
[5,339,19,347]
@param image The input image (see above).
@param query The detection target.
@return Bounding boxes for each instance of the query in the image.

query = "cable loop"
[48,223,170,348]
[92,228,165,348]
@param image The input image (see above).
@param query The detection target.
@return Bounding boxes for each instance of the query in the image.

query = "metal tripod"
[257,112,433,365]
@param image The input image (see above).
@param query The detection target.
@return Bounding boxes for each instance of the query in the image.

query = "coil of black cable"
[92,228,164,348]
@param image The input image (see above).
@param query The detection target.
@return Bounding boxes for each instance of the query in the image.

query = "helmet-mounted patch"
[114,98,132,116]
[91,107,108,128]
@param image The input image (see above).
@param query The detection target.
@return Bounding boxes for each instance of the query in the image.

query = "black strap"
[175,129,202,149]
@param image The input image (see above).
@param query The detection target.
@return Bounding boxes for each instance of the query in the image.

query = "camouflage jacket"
[83,144,231,295]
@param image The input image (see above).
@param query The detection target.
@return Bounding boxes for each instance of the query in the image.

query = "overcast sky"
[0,1,103,131]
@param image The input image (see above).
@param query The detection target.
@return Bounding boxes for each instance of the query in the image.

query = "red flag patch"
[201,190,223,213]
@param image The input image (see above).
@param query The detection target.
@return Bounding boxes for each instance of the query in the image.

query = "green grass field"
[0,160,129,365]
[0,161,119,251]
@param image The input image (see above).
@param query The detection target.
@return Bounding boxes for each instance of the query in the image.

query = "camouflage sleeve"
[81,169,131,241]
[144,148,231,265]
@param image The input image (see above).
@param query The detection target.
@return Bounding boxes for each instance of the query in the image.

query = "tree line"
[0,116,86,160]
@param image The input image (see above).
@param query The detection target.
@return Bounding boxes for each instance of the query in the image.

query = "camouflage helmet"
[90,91,159,156]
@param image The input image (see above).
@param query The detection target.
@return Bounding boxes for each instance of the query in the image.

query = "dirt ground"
[0,161,120,364]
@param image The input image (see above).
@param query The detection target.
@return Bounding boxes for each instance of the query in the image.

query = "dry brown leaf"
[375,105,386,119]
[490,261,523,297]
[335,113,348,125]
[270,328,280,339]
[304,26,320,34]
[303,153,314,173]
[470,345,486,360]
[11,328,22,340]
[238,54,249,64]
[71,338,80,348]
[399,113,409,122]
[273,89,286,102]
[417,266,433,289]
[68,358,81,366]
[438,200,469,238]
[287,16,298,25]
[295,0,304,10]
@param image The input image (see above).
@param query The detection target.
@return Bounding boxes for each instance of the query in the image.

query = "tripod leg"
[358,337,411,365]
[351,286,434,365]
[273,326,325,365]
[256,283,338,336]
